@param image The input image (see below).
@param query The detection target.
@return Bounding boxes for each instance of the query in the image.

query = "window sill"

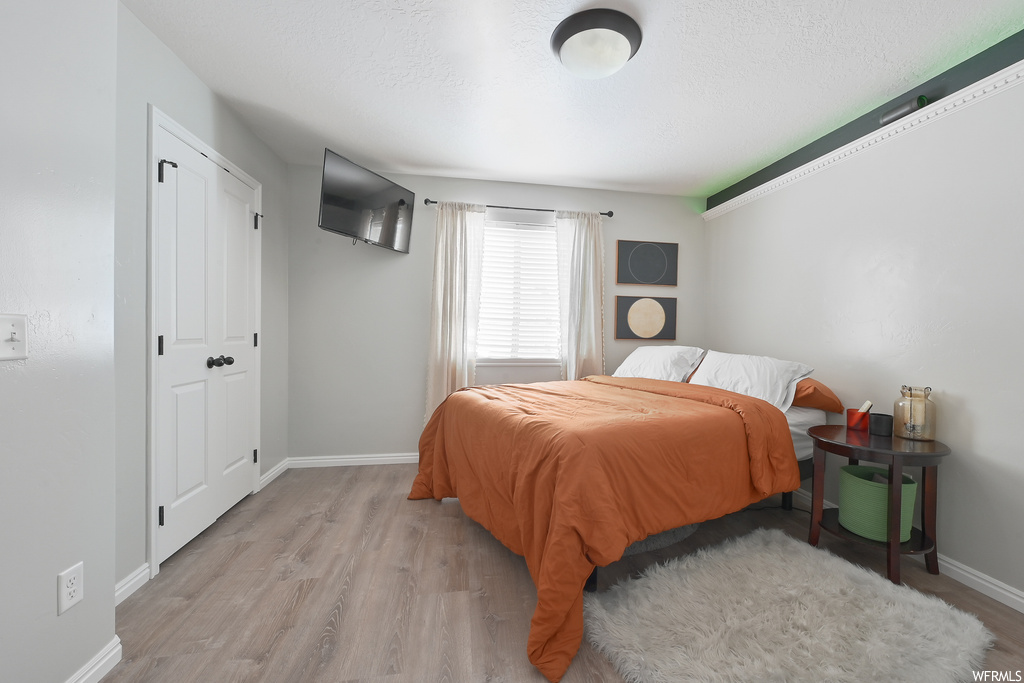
[476,358,561,368]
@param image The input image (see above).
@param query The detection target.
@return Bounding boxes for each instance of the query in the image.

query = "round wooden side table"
[807,424,951,584]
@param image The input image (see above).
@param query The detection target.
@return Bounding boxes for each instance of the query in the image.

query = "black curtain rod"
[423,198,612,218]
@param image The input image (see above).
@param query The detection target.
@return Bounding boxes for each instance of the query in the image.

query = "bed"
[602,401,827,569]
[408,348,843,682]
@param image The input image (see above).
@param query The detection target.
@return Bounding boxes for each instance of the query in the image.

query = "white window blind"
[476,220,562,360]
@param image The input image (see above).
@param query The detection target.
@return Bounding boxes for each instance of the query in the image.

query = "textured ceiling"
[120,0,1024,198]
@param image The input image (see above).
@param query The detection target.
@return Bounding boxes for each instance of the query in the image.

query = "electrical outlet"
[58,562,84,615]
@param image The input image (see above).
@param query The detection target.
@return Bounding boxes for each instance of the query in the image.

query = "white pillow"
[612,345,706,382]
[687,350,813,411]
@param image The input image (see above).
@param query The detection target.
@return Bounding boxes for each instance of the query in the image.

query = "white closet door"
[153,124,259,565]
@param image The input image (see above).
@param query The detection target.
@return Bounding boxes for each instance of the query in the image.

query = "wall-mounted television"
[318,148,414,254]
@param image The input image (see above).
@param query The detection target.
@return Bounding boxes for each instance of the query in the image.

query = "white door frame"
[146,106,262,578]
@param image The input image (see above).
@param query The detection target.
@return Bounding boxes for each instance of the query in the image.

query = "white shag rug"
[584,528,993,683]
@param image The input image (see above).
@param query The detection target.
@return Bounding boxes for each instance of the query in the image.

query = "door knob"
[206,356,225,368]
[223,356,235,365]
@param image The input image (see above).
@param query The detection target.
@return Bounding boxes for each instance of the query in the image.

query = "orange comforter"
[408,376,800,681]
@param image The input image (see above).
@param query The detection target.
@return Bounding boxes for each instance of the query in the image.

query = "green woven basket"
[838,465,917,542]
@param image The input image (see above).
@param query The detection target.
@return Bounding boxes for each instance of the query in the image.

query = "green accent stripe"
[706,28,1024,210]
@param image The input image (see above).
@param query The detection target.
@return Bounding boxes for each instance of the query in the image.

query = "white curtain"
[424,202,486,419]
[556,211,605,379]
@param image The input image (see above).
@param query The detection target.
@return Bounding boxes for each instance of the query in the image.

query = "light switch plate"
[0,314,28,360]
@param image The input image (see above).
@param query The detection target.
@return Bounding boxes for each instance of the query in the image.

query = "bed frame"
[585,456,814,592]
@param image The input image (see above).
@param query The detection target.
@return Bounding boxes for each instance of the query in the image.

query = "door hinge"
[253,213,263,230]
[158,505,165,526]
[253,332,258,347]
[253,449,258,464]
[157,335,164,355]
[158,159,178,183]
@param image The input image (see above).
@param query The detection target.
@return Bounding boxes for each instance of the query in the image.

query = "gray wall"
[287,168,706,458]
[115,4,290,586]
[7,4,1020,680]
[0,1,119,680]
[704,68,1024,594]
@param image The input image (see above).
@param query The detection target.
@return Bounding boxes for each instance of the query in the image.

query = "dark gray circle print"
[628,243,668,284]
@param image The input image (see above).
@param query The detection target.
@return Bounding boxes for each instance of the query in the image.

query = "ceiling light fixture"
[551,9,642,79]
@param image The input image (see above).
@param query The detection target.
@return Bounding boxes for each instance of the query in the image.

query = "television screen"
[318,148,414,253]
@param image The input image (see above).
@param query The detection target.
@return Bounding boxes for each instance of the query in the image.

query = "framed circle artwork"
[616,240,678,286]
[615,296,677,340]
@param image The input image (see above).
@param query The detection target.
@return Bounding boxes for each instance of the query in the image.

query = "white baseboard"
[791,486,1024,614]
[791,486,836,509]
[287,453,419,468]
[930,552,1024,614]
[114,563,150,606]
[260,453,415,486]
[259,456,290,488]
[66,636,121,683]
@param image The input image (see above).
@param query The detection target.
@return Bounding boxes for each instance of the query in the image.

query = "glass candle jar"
[893,385,935,441]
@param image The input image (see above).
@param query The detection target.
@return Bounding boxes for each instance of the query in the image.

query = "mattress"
[786,405,827,460]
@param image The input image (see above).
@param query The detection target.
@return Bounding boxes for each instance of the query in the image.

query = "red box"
[846,408,870,431]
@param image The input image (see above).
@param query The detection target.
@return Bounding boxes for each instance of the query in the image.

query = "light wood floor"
[103,465,1023,682]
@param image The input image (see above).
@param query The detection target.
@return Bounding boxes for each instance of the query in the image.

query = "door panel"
[172,380,208,498]
[222,370,252,485]
[173,165,209,343]
[222,181,251,342]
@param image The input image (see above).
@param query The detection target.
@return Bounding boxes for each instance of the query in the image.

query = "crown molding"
[703,59,1024,222]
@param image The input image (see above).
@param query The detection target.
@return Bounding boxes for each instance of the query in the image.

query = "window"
[476,216,564,361]
[424,201,604,414]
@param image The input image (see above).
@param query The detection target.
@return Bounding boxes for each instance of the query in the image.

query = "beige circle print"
[627,298,665,338]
